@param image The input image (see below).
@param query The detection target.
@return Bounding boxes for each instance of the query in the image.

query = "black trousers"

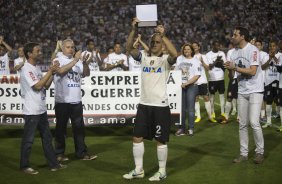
[54,102,87,158]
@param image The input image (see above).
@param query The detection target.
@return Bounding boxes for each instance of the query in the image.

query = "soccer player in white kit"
[0,36,13,75]
[205,40,227,120]
[221,43,238,123]
[276,54,282,131]
[254,40,268,122]
[261,40,280,128]
[192,42,217,123]
[224,27,265,164]
[103,42,128,71]
[123,18,177,181]
[81,39,103,72]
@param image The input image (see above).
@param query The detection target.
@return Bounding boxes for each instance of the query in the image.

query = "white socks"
[133,142,144,173]
[133,143,168,175]
[210,94,215,115]
[195,102,201,118]
[157,145,168,174]
[225,101,232,119]
[232,99,237,112]
[266,105,272,124]
[219,94,225,115]
[261,109,265,119]
[205,101,212,118]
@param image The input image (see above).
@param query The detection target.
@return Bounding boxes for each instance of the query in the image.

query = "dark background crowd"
[0,0,281,62]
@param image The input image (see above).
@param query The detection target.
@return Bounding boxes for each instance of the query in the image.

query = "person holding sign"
[123,17,177,181]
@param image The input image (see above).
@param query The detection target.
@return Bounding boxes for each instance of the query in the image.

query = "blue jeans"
[180,85,198,130]
[20,112,59,169]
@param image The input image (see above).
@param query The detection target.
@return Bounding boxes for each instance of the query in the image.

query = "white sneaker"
[262,123,272,128]
[188,129,194,136]
[123,169,144,180]
[148,171,167,181]
[22,167,39,175]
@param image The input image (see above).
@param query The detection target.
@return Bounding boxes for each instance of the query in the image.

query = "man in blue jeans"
[20,42,66,174]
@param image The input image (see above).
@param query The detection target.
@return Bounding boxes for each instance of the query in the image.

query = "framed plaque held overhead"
[136,4,158,27]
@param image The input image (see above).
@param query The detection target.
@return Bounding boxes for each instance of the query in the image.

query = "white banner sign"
[0,71,182,126]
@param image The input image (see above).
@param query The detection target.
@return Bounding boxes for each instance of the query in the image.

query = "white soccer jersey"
[175,55,201,84]
[128,55,141,71]
[139,50,171,107]
[0,53,10,75]
[258,51,268,85]
[230,43,264,94]
[81,50,101,72]
[205,50,226,81]
[263,53,280,86]
[278,55,282,89]
[14,57,25,74]
[227,48,238,79]
[20,62,47,115]
[104,52,128,71]
[53,54,84,103]
[194,53,208,84]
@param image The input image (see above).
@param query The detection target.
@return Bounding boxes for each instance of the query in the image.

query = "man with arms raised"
[123,18,177,181]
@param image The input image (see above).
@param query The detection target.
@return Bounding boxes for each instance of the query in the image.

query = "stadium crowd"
[0,0,281,64]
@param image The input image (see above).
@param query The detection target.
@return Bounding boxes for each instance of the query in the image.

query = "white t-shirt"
[14,57,25,74]
[53,54,84,103]
[104,52,128,71]
[258,51,268,85]
[230,43,264,94]
[262,53,280,86]
[81,50,101,72]
[205,50,227,81]
[20,62,47,115]
[139,51,171,107]
[128,55,141,71]
[175,55,201,84]
[0,53,10,75]
[194,53,208,85]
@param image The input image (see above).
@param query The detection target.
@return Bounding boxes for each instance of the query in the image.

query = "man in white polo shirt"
[20,42,66,174]
[53,39,97,161]
[224,27,264,164]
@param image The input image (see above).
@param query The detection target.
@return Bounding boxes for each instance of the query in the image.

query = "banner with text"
[0,71,182,126]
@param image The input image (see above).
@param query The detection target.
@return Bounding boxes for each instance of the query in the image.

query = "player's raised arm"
[126,18,140,60]
[155,25,177,65]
